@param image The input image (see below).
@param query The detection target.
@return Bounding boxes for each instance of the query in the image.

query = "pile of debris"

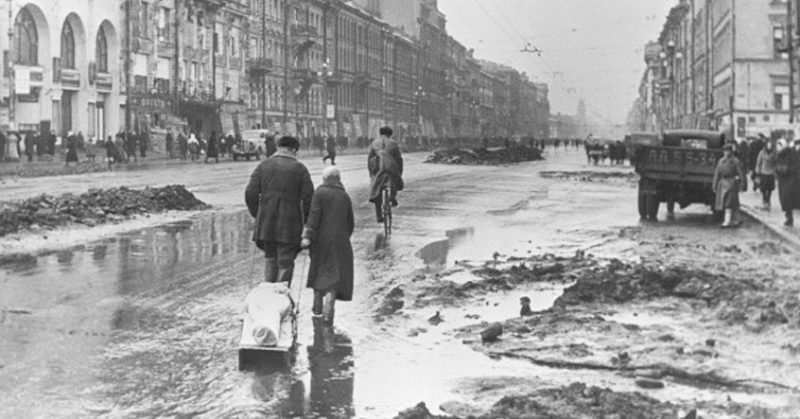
[0,185,209,237]
[425,147,544,165]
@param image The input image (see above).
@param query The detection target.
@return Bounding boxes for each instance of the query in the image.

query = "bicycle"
[381,184,392,236]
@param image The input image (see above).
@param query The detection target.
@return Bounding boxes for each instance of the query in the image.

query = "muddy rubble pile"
[394,383,697,419]
[0,185,209,236]
[424,147,544,165]
[539,170,638,184]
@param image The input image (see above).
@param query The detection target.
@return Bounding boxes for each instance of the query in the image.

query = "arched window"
[61,20,76,69]
[14,8,38,65]
[96,28,108,72]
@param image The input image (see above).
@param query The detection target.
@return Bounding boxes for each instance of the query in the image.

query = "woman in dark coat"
[65,132,79,166]
[301,166,355,326]
[776,139,800,226]
[205,131,219,163]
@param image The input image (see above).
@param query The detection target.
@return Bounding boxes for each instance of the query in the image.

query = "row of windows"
[14,8,111,72]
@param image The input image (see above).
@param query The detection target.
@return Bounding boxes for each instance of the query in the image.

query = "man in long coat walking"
[713,143,747,227]
[301,166,354,326]
[776,139,800,226]
[246,136,314,284]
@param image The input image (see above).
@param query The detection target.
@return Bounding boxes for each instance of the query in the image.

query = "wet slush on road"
[2,149,800,418]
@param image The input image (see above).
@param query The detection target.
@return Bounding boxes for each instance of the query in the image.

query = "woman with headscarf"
[756,140,778,210]
[712,143,747,227]
[301,166,354,327]
[775,139,800,226]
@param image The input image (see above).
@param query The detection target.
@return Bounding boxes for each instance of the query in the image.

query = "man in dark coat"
[776,139,800,226]
[139,132,148,158]
[165,131,174,158]
[264,134,277,157]
[24,132,35,162]
[0,131,6,161]
[205,131,219,163]
[750,135,766,188]
[322,136,337,165]
[712,143,747,227]
[245,136,314,284]
[301,166,354,326]
[368,126,404,223]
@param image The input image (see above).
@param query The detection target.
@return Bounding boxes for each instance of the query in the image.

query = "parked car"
[231,130,268,161]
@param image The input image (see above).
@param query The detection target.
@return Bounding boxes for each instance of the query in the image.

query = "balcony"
[132,37,154,54]
[247,58,274,76]
[95,72,113,92]
[291,24,317,51]
[58,68,81,89]
[354,71,372,86]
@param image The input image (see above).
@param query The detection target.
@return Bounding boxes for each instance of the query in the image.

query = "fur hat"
[277,136,300,150]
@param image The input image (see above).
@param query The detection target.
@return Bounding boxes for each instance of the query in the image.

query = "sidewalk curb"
[741,205,800,251]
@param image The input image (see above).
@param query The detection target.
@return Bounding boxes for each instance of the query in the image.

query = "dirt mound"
[395,383,680,419]
[0,185,209,236]
[424,147,544,165]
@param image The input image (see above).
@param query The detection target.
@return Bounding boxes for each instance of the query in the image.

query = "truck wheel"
[637,188,647,219]
[646,194,660,220]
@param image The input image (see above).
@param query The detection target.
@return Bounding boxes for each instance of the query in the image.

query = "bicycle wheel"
[382,187,392,236]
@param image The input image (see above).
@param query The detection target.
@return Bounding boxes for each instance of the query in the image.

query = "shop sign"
[129,96,173,110]
[15,67,31,94]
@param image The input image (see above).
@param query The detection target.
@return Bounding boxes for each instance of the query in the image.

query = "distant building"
[638,0,796,140]
[2,0,122,139]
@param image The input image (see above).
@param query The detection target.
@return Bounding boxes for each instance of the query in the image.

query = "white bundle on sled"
[240,282,296,349]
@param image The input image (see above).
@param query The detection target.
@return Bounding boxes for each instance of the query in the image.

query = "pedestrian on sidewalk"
[205,131,219,163]
[301,166,354,326]
[104,136,116,168]
[139,132,148,158]
[756,140,777,210]
[65,131,79,166]
[85,136,97,162]
[322,135,337,165]
[245,136,314,285]
[24,131,35,163]
[776,139,800,227]
[712,143,747,228]
[178,132,188,160]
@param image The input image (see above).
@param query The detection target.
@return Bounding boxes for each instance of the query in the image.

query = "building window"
[774,26,788,58]
[14,8,38,65]
[774,85,789,110]
[96,28,108,72]
[158,8,171,40]
[61,20,76,69]
[141,1,150,39]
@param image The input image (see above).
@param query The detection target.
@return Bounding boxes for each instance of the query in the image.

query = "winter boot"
[264,258,278,283]
[721,210,732,228]
[312,291,324,317]
[731,209,742,227]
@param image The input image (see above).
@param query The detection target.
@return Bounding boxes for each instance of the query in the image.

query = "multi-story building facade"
[2,0,549,148]
[2,0,123,140]
[639,0,796,141]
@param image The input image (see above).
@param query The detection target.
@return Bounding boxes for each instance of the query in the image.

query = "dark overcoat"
[368,137,403,202]
[712,154,746,210]
[776,148,800,211]
[302,180,355,301]
[207,135,219,158]
[245,150,314,247]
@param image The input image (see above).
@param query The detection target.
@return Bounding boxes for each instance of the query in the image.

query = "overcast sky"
[438,0,675,127]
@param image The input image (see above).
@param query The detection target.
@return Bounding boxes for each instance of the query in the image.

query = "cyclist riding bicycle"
[368,127,404,223]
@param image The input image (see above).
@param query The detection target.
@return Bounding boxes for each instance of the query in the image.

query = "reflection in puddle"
[416,227,475,267]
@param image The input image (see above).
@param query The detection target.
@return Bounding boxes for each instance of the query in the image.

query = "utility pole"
[789,0,796,123]
[282,0,289,132]
[261,0,266,129]
[125,0,131,141]
[7,0,14,129]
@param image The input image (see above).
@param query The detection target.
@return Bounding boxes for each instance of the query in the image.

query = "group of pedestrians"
[714,134,800,227]
[244,127,403,329]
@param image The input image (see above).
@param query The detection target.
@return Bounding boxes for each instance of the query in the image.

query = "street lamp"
[316,60,334,137]
[414,85,426,135]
